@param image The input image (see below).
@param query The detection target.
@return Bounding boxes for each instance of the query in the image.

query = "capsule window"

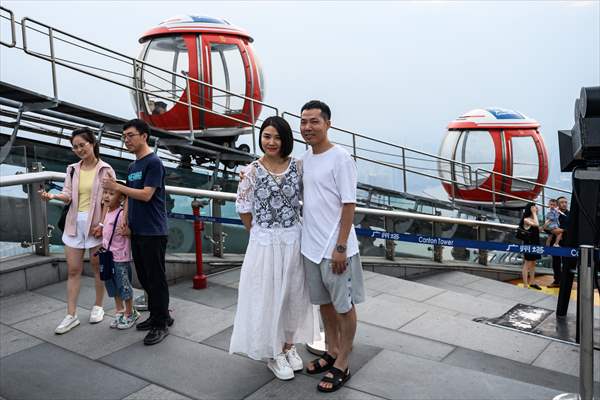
[141,35,189,114]
[209,43,246,114]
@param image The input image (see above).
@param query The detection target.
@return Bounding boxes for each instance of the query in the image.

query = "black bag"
[516,226,532,241]
[97,209,122,281]
[57,167,75,232]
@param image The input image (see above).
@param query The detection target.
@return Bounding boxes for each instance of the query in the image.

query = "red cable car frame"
[132,15,264,146]
[439,108,549,207]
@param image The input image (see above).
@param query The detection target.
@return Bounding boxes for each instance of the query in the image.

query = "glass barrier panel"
[0,145,34,258]
[165,194,248,255]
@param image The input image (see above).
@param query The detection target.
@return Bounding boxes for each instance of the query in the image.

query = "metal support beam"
[26,162,49,256]
[477,215,488,266]
[578,245,595,400]
[433,211,443,263]
[384,216,395,261]
[211,184,224,258]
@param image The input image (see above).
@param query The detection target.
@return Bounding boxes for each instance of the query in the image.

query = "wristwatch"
[335,244,347,253]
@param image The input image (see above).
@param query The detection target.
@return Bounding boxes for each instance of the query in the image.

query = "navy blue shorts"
[104,261,133,301]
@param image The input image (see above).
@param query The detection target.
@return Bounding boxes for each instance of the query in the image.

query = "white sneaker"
[117,309,141,330]
[285,345,303,372]
[89,306,104,324]
[55,314,80,334]
[267,352,294,380]
[110,311,124,329]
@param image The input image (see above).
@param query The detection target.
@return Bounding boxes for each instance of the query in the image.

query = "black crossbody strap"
[106,208,123,251]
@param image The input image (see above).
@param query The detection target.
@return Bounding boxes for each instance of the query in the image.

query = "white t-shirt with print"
[301,145,359,264]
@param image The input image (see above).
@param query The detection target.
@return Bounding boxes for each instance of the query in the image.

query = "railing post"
[132,59,141,117]
[553,245,596,400]
[477,215,488,266]
[186,76,194,143]
[27,162,49,256]
[541,188,546,221]
[352,134,357,161]
[401,148,407,193]
[433,211,443,263]
[191,199,207,289]
[384,216,395,261]
[250,98,257,154]
[491,171,497,216]
[211,185,224,258]
[578,245,594,400]
[48,27,58,98]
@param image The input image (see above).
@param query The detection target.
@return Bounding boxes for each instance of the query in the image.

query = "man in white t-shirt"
[300,100,365,393]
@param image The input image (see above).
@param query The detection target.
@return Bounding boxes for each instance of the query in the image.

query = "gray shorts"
[303,254,365,314]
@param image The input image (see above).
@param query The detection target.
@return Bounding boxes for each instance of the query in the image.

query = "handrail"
[281,111,474,171]
[286,120,562,209]
[0,7,16,48]
[0,171,519,231]
[475,168,571,194]
[19,16,278,121]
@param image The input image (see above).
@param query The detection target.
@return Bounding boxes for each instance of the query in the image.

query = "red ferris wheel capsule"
[131,15,264,147]
[438,108,549,207]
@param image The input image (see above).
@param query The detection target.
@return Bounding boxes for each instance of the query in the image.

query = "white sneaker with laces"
[285,345,303,372]
[55,314,80,334]
[89,305,104,324]
[117,310,141,330]
[267,352,294,380]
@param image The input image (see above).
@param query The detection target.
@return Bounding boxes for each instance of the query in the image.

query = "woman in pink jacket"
[39,128,115,334]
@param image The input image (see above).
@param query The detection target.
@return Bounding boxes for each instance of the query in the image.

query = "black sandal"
[317,367,351,393]
[306,352,336,374]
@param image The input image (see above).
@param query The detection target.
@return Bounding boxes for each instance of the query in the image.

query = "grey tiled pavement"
[0,269,594,399]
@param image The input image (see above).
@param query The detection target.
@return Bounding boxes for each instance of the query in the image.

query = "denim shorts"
[104,261,133,301]
[303,254,365,314]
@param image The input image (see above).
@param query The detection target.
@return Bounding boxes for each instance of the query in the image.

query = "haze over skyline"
[1,1,599,197]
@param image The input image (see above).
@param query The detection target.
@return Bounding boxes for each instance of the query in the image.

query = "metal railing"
[8,14,279,152]
[1,170,520,264]
[472,168,572,217]
[0,6,571,214]
[0,7,16,48]
[0,170,519,231]
[281,112,571,212]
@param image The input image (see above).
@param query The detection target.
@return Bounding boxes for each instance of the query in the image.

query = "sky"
[1,0,599,197]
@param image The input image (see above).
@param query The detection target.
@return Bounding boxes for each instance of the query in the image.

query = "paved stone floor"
[1,269,598,399]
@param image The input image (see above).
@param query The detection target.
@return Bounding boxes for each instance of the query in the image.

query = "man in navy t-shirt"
[102,118,172,345]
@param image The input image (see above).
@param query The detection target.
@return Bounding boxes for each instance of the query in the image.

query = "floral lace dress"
[229,158,319,360]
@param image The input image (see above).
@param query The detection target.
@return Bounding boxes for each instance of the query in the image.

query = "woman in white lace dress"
[229,116,319,381]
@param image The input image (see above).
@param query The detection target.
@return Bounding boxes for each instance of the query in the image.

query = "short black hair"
[301,100,331,121]
[123,118,150,142]
[556,196,568,202]
[258,116,293,157]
